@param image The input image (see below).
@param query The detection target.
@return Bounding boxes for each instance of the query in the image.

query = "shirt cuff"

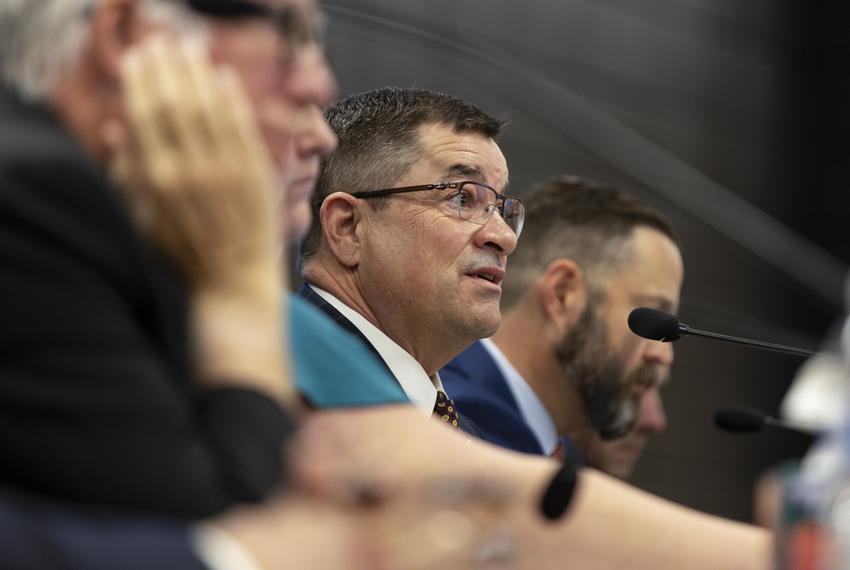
[191,524,264,570]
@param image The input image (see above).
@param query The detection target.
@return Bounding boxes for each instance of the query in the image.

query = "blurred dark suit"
[0,86,292,517]
[0,485,206,570]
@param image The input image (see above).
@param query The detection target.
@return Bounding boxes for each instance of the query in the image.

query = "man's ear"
[89,0,144,81]
[319,192,364,268]
[536,258,586,335]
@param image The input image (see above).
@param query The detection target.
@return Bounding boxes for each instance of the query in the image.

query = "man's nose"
[643,337,674,367]
[474,209,518,256]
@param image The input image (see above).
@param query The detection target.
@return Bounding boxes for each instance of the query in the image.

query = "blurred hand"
[112,35,285,291]
[209,480,523,570]
[111,34,295,406]
[290,406,553,569]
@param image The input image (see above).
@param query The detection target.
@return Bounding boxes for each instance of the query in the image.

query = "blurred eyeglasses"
[186,0,325,63]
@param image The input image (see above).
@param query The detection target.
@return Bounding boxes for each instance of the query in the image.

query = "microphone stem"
[685,327,815,358]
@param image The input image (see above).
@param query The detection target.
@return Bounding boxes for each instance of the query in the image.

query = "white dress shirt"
[309,285,443,415]
[479,338,560,455]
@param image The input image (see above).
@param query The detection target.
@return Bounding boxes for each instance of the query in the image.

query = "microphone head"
[714,407,768,433]
[540,460,579,520]
[628,307,681,342]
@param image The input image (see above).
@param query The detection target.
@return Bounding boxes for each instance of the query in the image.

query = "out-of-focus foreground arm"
[297,406,772,570]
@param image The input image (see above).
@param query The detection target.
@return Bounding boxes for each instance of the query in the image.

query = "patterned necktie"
[433,390,460,429]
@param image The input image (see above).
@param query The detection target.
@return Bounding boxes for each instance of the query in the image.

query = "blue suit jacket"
[441,341,545,454]
[0,485,205,570]
[296,283,483,437]
[442,341,581,461]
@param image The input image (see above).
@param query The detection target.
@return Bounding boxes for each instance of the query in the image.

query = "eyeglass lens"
[458,182,524,237]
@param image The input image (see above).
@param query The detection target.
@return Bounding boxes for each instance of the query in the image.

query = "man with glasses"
[0,0,420,567]
[298,87,524,432]
[0,0,309,567]
[0,0,353,516]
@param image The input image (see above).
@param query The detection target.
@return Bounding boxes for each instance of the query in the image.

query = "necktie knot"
[433,390,460,429]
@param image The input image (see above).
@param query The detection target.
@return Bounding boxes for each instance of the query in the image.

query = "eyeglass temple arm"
[351,184,445,199]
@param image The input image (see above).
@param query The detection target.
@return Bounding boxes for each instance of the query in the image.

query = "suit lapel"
[443,342,546,453]
[451,342,524,415]
[296,283,391,375]
[296,283,484,437]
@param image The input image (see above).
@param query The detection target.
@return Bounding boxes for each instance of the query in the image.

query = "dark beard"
[555,298,641,441]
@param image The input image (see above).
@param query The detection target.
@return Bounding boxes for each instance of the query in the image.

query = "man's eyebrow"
[441,164,509,192]
[442,164,482,180]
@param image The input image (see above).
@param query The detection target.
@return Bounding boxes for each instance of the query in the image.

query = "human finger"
[121,37,182,191]
[145,36,209,168]
[215,65,276,183]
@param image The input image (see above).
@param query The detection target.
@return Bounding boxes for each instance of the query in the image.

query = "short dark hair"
[500,175,680,310]
[299,87,503,261]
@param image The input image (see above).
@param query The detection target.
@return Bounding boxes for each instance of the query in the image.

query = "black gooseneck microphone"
[714,406,818,436]
[627,307,816,358]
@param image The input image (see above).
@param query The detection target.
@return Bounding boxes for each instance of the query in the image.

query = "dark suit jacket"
[0,86,292,517]
[0,485,206,570]
[441,341,545,453]
[442,341,581,461]
[296,283,483,436]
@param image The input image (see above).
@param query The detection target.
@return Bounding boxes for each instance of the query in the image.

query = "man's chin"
[471,309,502,339]
[597,412,637,441]
[597,396,641,440]
[605,459,638,481]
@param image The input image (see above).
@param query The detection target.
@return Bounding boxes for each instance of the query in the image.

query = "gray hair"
[0,0,204,101]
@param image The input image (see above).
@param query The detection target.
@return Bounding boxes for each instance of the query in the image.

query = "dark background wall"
[317,0,850,521]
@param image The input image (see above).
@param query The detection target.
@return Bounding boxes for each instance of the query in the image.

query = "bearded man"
[442,176,679,479]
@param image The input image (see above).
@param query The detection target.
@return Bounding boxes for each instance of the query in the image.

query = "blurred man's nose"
[643,337,674,367]
[296,105,337,158]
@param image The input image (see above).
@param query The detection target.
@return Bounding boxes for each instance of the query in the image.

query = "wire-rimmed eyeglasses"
[351,181,525,237]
